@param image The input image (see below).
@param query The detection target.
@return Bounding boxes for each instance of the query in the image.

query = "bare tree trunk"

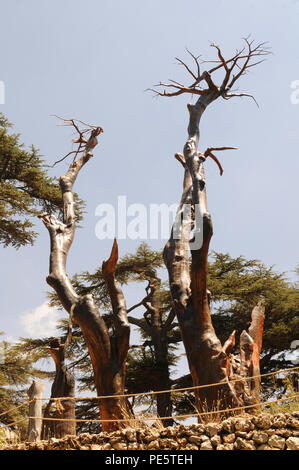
[27,380,45,442]
[40,125,130,431]
[150,288,173,425]
[152,337,173,425]
[43,323,76,438]
[129,281,174,425]
[159,45,267,415]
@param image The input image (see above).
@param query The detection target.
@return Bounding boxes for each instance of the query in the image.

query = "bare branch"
[51,116,103,167]
[175,56,197,80]
[222,92,259,107]
[174,152,186,168]
[202,146,238,176]
[149,38,270,102]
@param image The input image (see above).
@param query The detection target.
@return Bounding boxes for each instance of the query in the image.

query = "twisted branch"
[149,38,270,103]
[51,116,103,167]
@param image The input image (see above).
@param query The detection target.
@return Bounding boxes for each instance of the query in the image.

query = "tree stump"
[27,380,45,442]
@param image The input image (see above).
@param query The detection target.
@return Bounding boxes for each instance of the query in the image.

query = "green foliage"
[208,252,299,371]
[0,334,45,436]
[0,113,85,248]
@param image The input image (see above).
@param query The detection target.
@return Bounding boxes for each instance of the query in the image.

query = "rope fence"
[1,394,298,429]
[0,365,298,429]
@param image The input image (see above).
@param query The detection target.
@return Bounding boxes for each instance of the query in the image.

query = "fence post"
[27,380,45,442]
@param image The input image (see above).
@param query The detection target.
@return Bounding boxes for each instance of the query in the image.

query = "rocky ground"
[2,412,299,451]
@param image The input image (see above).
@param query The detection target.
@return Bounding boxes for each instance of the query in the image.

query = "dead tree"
[151,38,269,414]
[128,279,176,426]
[27,380,45,442]
[39,120,130,431]
[42,319,75,438]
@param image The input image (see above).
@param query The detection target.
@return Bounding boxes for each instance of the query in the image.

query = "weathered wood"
[27,380,45,442]
[43,321,76,438]
[40,125,130,431]
[159,41,268,415]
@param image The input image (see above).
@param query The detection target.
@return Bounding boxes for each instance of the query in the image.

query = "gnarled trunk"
[129,280,174,425]
[40,127,130,431]
[27,380,45,442]
[43,326,76,438]
[163,91,265,415]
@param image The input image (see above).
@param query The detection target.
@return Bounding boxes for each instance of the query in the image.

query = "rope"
[1,393,298,428]
[31,365,299,402]
[0,399,36,418]
[0,365,298,422]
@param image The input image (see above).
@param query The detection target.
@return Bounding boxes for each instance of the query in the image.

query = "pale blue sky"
[0,1,298,382]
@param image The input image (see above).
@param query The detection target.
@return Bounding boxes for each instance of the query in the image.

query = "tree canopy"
[0,113,84,248]
[0,334,45,436]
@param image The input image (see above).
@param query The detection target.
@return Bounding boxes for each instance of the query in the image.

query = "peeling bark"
[43,321,76,438]
[162,72,266,415]
[40,128,130,431]
[129,281,174,425]
[28,380,45,442]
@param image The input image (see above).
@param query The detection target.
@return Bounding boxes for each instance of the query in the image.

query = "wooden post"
[27,380,45,442]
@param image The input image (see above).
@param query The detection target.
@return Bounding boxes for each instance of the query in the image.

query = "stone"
[184,443,199,450]
[257,444,273,450]
[216,443,234,450]
[101,442,112,450]
[286,436,299,450]
[211,435,221,447]
[221,418,235,433]
[177,437,188,446]
[189,423,205,434]
[147,440,160,450]
[235,418,254,432]
[235,431,249,439]
[159,439,179,450]
[272,414,287,428]
[275,428,292,438]
[125,428,137,441]
[252,431,269,445]
[127,442,139,450]
[252,413,272,429]
[234,438,256,450]
[166,427,177,438]
[143,431,160,443]
[90,444,102,450]
[200,439,213,450]
[111,440,127,450]
[268,435,285,450]
[222,433,236,443]
[188,435,202,446]
[205,422,221,437]
[286,417,299,430]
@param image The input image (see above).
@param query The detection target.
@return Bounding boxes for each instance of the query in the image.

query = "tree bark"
[43,323,76,438]
[129,281,174,425]
[40,130,130,431]
[27,380,45,442]
[150,287,173,426]
[163,87,266,415]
